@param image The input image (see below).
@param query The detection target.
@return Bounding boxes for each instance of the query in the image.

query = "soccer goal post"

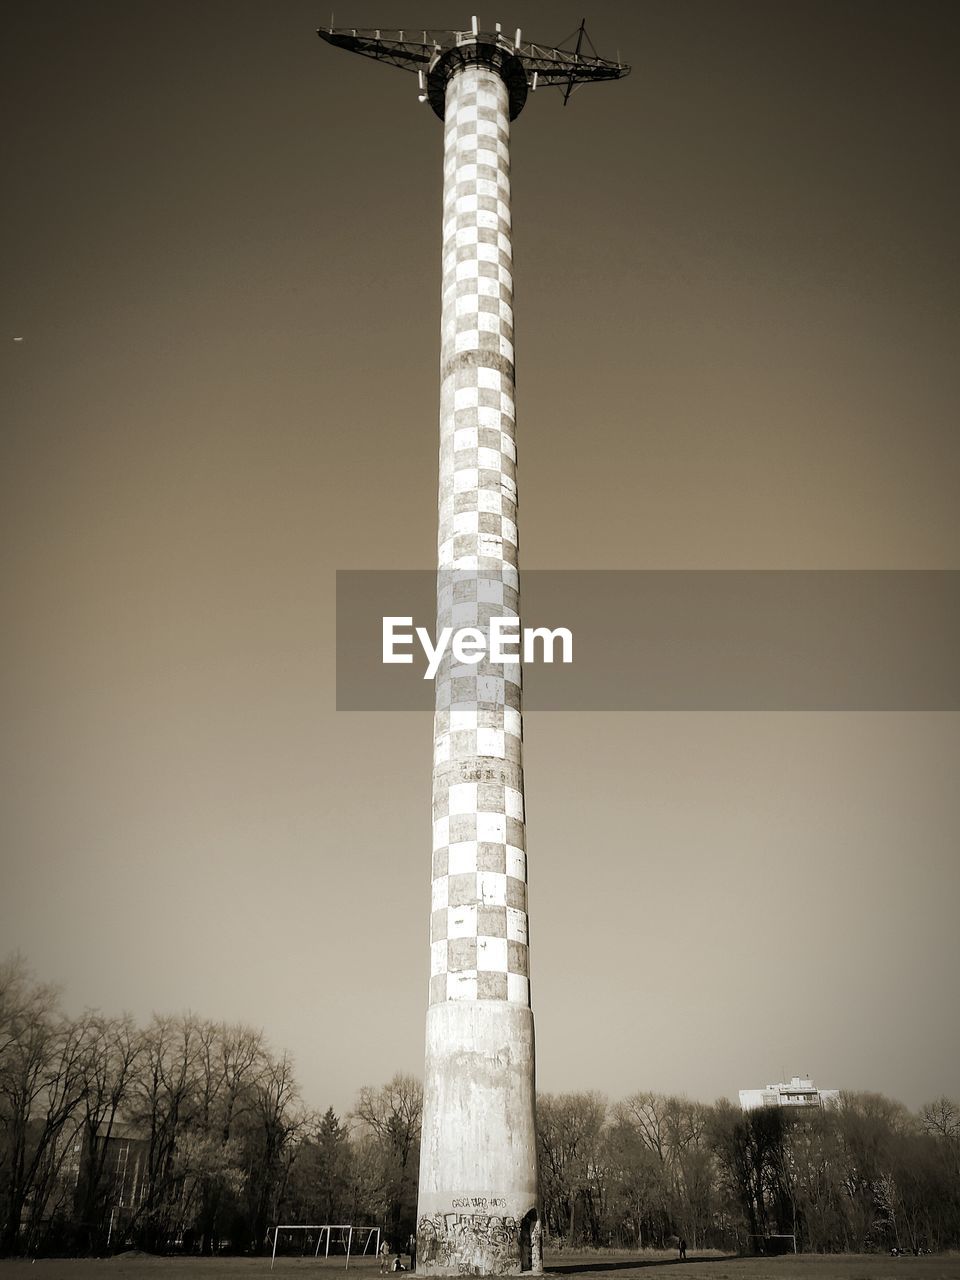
[748,1232,797,1255]
[270,1224,380,1271]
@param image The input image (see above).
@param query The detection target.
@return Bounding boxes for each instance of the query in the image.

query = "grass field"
[2,1253,960,1280]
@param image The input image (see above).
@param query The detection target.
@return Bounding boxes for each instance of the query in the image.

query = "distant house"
[738,1076,840,1111]
[16,1116,149,1250]
[91,1119,150,1246]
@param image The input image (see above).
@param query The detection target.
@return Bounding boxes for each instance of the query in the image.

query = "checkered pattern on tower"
[429,64,530,1009]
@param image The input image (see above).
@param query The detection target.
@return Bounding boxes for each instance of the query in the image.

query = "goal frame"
[748,1232,797,1255]
[270,1223,381,1271]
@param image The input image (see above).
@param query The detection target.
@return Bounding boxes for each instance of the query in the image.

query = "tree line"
[3,954,959,1256]
[0,956,421,1257]
[536,1089,960,1255]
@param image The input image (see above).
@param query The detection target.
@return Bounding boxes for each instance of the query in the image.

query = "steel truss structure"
[318,18,630,119]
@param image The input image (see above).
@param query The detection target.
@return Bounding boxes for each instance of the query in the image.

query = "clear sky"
[2,0,958,1120]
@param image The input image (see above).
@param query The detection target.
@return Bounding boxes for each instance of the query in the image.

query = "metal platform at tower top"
[317,18,630,119]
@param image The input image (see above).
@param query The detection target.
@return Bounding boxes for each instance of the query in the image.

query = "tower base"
[417,1002,542,1276]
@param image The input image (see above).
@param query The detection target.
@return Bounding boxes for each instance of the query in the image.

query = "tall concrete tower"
[319,21,628,1276]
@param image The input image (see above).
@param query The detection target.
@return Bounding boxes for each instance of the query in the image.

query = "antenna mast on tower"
[319,18,630,115]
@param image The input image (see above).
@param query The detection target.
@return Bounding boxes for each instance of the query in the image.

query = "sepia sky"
[2,0,959,1121]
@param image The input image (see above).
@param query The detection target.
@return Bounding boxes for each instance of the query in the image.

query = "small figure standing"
[678,1238,687,1260]
[379,1239,391,1274]
[408,1232,417,1272]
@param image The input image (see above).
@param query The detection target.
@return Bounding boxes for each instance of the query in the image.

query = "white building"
[739,1076,840,1111]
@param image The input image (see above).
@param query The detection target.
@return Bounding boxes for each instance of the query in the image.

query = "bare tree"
[125,1014,201,1251]
[244,1049,305,1254]
[536,1092,608,1245]
[192,1022,264,1255]
[614,1092,682,1248]
[352,1073,423,1243]
[920,1097,960,1169]
[0,956,88,1254]
[73,1013,143,1251]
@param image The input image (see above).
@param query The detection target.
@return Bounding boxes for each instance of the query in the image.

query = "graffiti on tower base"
[417,1207,540,1274]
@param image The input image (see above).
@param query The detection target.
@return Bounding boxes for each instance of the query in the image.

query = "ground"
[2,1252,960,1280]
